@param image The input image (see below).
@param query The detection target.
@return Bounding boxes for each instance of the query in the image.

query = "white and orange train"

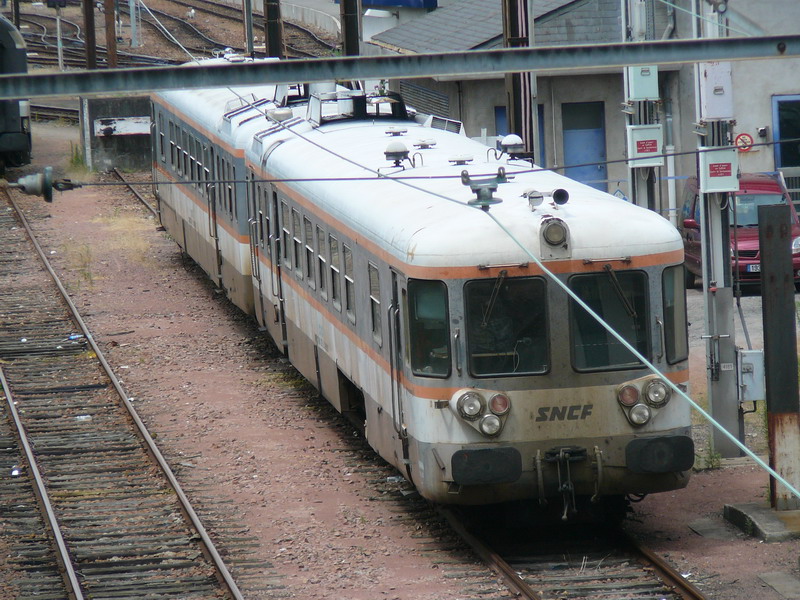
[151,56,694,517]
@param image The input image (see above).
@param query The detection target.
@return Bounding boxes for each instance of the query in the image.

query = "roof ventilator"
[461,167,510,211]
[488,134,536,164]
[379,140,423,172]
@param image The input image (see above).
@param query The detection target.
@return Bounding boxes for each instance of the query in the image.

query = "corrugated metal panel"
[430,115,462,134]
[399,81,450,118]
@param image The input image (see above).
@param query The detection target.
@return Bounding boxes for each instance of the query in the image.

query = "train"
[150,55,694,518]
[0,13,31,174]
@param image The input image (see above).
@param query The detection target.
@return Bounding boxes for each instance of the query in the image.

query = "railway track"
[442,505,708,600]
[0,187,245,599]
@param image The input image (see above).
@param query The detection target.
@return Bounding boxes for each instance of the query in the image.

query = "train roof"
[153,59,681,269]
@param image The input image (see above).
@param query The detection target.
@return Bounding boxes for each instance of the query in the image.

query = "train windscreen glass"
[569,270,649,371]
[464,277,548,376]
[407,280,451,377]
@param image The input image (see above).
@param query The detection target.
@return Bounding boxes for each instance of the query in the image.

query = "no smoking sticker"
[735,133,754,152]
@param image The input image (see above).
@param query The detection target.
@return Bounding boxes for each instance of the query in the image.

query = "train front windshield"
[464,277,548,376]
[569,271,649,371]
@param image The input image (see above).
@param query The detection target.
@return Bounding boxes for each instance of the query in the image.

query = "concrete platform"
[723,502,800,542]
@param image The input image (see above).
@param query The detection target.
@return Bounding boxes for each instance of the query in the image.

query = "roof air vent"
[449,155,473,165]
[386,126,407,136]
[385,140,409,166]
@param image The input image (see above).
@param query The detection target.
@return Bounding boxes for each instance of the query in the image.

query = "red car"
[680,172,800,288]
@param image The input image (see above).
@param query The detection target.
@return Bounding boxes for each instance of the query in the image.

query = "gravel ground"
[6,115,800,600]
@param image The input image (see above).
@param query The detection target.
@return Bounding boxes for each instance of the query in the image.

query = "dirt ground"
[8,119,800,600]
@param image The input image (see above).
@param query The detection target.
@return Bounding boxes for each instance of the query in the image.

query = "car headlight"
[479,414,502,436]
[457,391,484,421]
[629,403,652,426]
[644,379,670,408]
[792,236,800,254]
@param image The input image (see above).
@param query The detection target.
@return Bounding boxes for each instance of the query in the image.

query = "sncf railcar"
[151,56,693,516]
[0,14,31,173]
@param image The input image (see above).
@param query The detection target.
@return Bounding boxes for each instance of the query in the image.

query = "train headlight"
[457,391,484,421]
[644,379,670,408]
[629,404,652,426]
[542,220,568,246]
[617,384,639,407]
[479,414,503,436]
[489,393,511,416]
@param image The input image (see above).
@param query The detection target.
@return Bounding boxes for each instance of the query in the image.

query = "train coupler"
[544,446,587,520]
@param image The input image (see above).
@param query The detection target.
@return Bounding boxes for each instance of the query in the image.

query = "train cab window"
[304,217,315,289]
[568,270,649,371]
[464,276,548,376]
[317,226,327,299]
[281,201,291,268]
[329,235,341,311]
[663,265,689,364]
[343,244,355,323]
[408,279,450,377]
[368,263,381,345]
[292,209,303,277]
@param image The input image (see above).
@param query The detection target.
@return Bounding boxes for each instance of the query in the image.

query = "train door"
[389,269,407,438]
[246,172,266,322]
[206,147,222,285]
[268,189,288,351]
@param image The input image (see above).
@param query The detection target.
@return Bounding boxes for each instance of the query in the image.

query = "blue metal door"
[562,102,607,192]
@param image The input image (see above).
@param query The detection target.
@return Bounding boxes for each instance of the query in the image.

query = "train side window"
[228,164,236,216]
[261,188,270,255]
[317,225,327,299]
[343,244,355,324]
[663,265,689,364]
[329,234,341,311]
[292,209,303,277]
[281,201,291,268]
[304,217,315,289]
[169,121,176,168]
[368,263,381,345]
[158,114,165,162]
[568,270,649,371]
[464,276,548,376]
[407,279,450,377]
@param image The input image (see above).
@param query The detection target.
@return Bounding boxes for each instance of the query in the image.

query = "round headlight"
[489,393,511,416]
[618,384,639,407]
[479,414,502,436]
[457,392,484,421]
[629,403,652,426]
[792,236,800,254]
[644,379,670,408]
[542,220,567,246]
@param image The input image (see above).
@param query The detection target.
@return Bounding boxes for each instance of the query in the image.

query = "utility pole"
[339,0,361,57]
[501,0,537,155]
[694,0,741,458]
[243,0,254,55]
[82,0,97,69]
[104,0,117,68]
[622,0,662,211]
[264,0,284,58]
[759,205,800,510]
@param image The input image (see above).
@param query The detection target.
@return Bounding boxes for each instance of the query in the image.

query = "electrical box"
[699,62,734,120]
[626,124,664,167]
[626,65,659,101]
[737,349,765,403]
[699,147,739,193]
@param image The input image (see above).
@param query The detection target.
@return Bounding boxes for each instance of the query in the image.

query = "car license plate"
[747,264,761,273]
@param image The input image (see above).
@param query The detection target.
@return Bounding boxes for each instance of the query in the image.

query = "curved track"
[0,187,244,599]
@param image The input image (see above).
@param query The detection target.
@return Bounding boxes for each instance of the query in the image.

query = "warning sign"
[709,162,733,177]
[636,139,658,153]
[735,132,754,152]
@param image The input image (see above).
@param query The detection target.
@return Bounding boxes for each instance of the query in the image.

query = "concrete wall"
[80,97,151,172]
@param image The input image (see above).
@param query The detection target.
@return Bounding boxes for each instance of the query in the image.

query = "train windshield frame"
[464,276,549,377]
[663,265,689,364]
[407,279,451,378]
[568,270,650,371]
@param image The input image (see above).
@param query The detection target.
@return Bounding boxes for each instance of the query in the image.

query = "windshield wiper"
[481,269,507,327]
[603,264,637,319]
